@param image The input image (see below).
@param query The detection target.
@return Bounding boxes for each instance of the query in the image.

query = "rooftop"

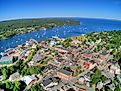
[58,69,72,76]
[41,77,58,87]
[0,56,13,62]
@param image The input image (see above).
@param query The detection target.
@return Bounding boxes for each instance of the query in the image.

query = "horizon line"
[0,16,121,22]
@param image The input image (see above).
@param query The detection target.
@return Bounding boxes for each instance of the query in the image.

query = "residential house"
[104,79,111,85]
[9,72,20,81]
[80,53,93,59]
[21,75,37,85]
[79,88,86,91]
[48,61,60,67]
[108,83,115,91]
[78,76,85,84]
[96,81,103,90]
[99,51,110,61]
[110,63,120,75]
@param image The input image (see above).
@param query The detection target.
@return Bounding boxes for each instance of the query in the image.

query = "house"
[100,51,108,56]
[84,75,91,82]
[9,72,20,81]
[0,56,13,65]
[50,41,57,46]
[79,88,86,91]
[110,63,120,75]
[78,76,85,84]
[48,61,60,67]
[54,48,68,53]
[117,74,121,83]
[97,81,103,89]
[56,69,72,80]
[104,79,111,85]
[81,61,96,70]
[6,49,16,55]
[27,61,34,67]
[108,83,115,91]
[21,75,37,85]
[41,77,59,90]
[99,51,110,60]
[80,53,93,59]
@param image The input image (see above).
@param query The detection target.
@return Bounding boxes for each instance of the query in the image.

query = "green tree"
[1,67,9,79]
[6,81,14,90]
[13,81,21,91]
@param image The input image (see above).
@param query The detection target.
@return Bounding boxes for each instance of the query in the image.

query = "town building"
[0,56,13,64]
[56,69,72,80]
[41,77,59,90]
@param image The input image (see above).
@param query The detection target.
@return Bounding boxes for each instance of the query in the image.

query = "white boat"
[52,36,59,39]
[64,31,66,35]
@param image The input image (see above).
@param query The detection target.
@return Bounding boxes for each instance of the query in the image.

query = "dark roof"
[42,79,52,86]
[100,51,108,55]
[41,77,58,87]
[58,69,72,76]
[67,88,75,91]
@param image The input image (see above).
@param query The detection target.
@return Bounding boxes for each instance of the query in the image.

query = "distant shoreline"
[0,18,80,40]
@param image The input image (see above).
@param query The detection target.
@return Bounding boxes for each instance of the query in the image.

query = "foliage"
[21,66,42,76]
[27,83,44,91]
[1,66,9,80]
[90,69,102,85]
[62,38,73,47]
[5,81,21,91]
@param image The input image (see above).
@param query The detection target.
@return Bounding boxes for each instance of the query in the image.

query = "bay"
[0,18,121,52]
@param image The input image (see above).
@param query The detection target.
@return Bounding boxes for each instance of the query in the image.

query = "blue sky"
[0,0,121,21]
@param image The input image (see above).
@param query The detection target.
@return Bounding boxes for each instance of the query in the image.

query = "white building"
[21,75,37,85]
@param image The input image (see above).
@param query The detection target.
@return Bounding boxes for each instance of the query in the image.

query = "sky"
[0,0,121,21]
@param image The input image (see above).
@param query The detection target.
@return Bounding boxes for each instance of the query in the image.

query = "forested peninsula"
[0,18,80,40]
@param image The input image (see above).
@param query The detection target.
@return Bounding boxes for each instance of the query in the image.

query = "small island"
[0,18,80,40]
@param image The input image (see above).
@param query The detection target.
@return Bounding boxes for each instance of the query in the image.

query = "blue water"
[0,18,121,52]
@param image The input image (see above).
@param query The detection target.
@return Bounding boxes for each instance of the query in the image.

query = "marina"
[0,18,121,52]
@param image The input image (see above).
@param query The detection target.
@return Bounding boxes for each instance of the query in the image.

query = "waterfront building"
[0,56,13,64]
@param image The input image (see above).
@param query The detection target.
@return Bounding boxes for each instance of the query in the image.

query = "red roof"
[79,88,86,91]
[80,53,93,58]
[7,50,15,55]
[83,62,90,69]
